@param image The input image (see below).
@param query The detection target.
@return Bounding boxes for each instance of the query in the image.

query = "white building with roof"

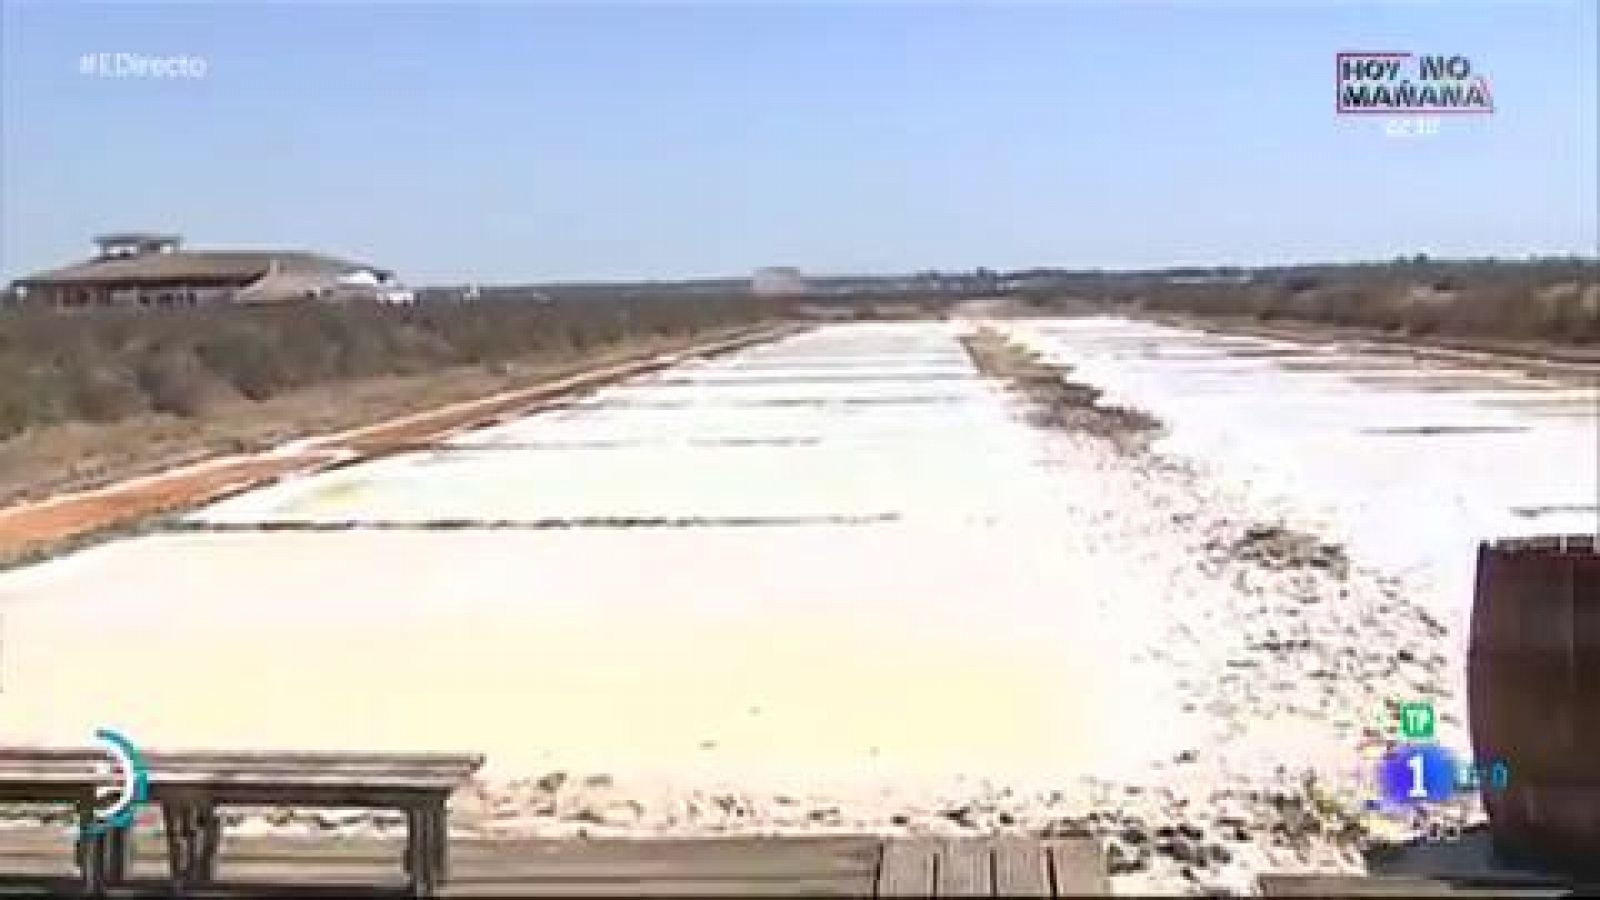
[752,267,806,297]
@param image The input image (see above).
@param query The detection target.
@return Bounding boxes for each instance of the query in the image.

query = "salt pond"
[0,318,1591,891]
[0,323,1174,793]
[999,316,1597,639]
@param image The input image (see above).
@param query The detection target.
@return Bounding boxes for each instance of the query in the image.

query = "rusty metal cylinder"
[1468,534,1600,875]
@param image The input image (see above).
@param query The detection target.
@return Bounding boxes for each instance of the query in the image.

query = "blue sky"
[2,1,1595,284]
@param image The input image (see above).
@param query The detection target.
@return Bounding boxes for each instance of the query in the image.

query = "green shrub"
[136,348,237,417]
[0,292,775,435]
[1122,260,1598,343]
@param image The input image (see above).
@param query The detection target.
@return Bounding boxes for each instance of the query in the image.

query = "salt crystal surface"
[0,318,1591,818]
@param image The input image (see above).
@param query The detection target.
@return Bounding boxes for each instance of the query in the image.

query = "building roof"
[14,251,388,286]
[95,232,181,245]
[233,270,343,305]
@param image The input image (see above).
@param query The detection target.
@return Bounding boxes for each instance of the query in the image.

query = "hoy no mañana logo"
[1336,52,1494,115]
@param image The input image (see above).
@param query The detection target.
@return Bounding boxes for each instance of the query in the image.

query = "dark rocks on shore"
[941,805,978,828]
[1105,839,1152,874]
[1041,817,1091,838]
[1213,524,1352,579]
[1155,836,1202,865]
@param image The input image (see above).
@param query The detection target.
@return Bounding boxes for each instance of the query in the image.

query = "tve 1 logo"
[82,729,149,837]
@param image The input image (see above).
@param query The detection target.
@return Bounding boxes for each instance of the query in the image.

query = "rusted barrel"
[1468,534,1600,875]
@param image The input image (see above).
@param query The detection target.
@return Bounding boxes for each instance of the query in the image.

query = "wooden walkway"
[0,832,1111,897]
[6,830,1592,897]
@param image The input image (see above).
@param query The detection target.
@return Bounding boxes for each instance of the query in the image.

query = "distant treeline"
[437,256,1595,296]
[0,290,777,440]
[1036,259,1600,344]
[6,257,1595,441]
[1001,255,1597,284]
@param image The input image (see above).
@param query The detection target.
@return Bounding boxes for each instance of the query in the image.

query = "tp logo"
[82,729,148,837]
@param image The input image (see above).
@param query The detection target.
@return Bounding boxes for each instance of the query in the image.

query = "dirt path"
[0,325,799,568]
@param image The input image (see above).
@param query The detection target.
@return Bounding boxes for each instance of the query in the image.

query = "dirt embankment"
[1144,312,1600,386]
[1050,263,1597,380]
[0,324,799,569]
[0,334,683,509]
[0,294,783,505]
[959,327,1163,451]
[961,321,1489,891]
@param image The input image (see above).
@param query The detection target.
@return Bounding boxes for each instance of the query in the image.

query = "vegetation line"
[0,295,789,508]
[959,326,1163,453]
[161,513,904,533]
[0,322,796,571]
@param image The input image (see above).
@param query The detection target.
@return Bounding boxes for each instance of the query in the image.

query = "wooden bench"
[0,747,483,897]
[0,751,123,896]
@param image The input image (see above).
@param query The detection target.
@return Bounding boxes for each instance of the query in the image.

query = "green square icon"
[1399,701,1435,740]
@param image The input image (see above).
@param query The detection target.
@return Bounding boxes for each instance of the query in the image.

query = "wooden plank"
[410,805,438,898]
[193,836,878,886]
[74,852,846,887]
[1045,839,1109,897]
[169,841,880,896]
[992,837,1049,897]
[0,773,475,800]
[876,840,936,897]
[144,752,482,766]
[145,764,482,782]
[0,749,481,768]
[97,873,872,897]
[0,772,122,787]
[0,829,86,860]
[0,751,483,782]
[197,763,475,779]
[442,876,871,896]
[0,747,109,762]
[936,840,990,897]
[148,784,453,808]
[0,833,882,866]
[74,797,107,897]
[169,836,877,872]
[447,839,880,879]
[149,766,475,780]
[0,834,887,896]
